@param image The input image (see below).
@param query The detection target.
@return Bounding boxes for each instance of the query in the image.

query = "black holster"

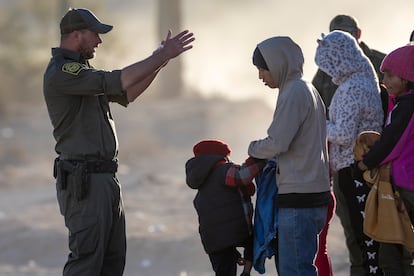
[53,158,118,201]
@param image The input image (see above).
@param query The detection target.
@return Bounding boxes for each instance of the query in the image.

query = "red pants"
[315,191,336,276]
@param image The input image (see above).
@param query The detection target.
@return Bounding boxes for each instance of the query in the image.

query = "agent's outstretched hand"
[160,30,195,60]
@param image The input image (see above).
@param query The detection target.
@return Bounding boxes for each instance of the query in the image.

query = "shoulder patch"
[62,62,84,75]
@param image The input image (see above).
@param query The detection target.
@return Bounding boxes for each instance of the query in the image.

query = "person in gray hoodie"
[249,36,331,276]
[315,30,384,275]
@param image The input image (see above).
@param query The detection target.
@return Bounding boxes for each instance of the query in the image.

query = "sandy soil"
[0,96,348,276]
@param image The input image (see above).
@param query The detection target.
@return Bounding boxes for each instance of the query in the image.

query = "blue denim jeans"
[276,206,327,276]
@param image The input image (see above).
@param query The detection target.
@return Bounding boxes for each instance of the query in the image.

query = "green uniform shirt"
[43,48,128,160]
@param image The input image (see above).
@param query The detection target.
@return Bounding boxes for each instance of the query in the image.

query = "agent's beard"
[79,45,95,60]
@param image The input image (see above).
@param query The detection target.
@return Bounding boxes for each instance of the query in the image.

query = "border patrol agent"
[43,8,194,276]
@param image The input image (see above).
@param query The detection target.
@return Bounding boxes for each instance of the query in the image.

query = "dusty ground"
[0,96,348,276]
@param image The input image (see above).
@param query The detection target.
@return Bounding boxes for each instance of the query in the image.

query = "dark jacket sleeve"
[363,98,414,168]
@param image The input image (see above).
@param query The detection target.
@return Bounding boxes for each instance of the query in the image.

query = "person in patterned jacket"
[185,139,266,276]
[315,30,384,275]
[312,15,387,276]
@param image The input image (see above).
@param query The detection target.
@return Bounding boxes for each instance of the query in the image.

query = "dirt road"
[0,97,348,275]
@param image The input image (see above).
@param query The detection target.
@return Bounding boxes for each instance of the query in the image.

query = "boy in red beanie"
[185,139,266,276]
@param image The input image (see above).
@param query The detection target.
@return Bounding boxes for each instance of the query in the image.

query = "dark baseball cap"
[329,15,359,34]
[60,8,113,35]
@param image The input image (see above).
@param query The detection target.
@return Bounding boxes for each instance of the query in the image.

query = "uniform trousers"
[57,172,126,276]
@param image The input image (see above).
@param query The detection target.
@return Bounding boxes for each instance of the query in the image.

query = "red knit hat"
[380,45,414,82]
[193,139,231,157]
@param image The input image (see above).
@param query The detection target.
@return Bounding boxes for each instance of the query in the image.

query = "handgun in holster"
[53,158,90,201]
[54,158,69,190]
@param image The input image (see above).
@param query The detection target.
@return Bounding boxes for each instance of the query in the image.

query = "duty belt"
[53,158,118,201]
[53,158,118,177]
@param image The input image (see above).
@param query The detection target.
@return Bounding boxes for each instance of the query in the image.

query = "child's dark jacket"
[185,154,254,254]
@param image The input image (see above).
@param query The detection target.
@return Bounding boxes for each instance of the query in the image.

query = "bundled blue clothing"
[253,158,278,274]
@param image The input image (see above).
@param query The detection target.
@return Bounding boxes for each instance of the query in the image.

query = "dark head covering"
[329,15,359,37]
[60,8,113,35]
[252,47,269,70]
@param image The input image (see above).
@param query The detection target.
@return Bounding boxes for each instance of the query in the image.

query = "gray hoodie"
[248,37,330,195]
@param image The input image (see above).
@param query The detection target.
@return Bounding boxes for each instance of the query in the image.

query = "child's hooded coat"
[185,154,251,254]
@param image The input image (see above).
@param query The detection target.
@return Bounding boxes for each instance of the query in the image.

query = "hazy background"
[1,0,412,111]
[0,0,413,275]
